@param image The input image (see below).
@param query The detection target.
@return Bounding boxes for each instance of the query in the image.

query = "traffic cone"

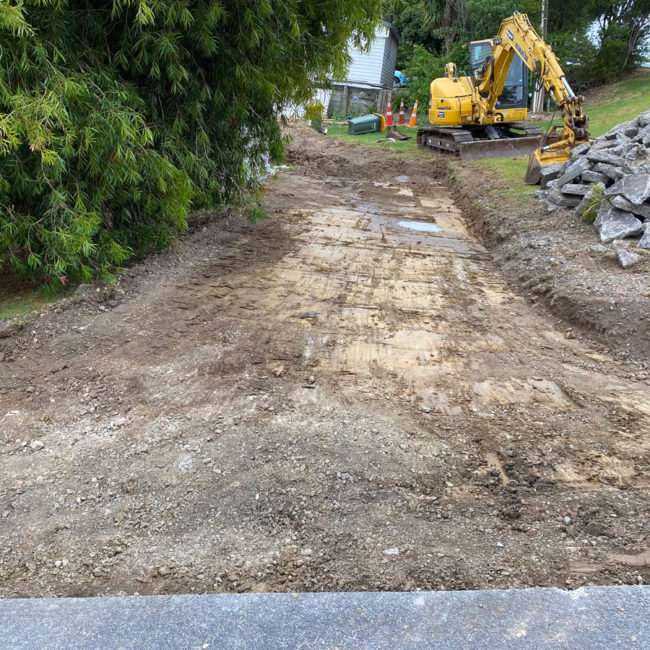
[385,97,394,128]
[398,99,406,126]
[408,100,418,128]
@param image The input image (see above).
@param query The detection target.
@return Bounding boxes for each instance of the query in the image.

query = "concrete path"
[1,586,648,649]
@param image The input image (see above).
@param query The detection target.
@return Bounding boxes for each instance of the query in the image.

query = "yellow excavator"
[416,11,590,183]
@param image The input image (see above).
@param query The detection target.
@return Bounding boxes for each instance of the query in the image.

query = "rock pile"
[535,109,650,264]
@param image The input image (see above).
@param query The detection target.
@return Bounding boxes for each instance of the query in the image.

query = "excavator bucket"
[525,146,572,184]
[524,149,544,185]
[524,127,574,185]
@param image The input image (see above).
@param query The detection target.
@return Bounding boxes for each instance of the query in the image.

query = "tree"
[422,0,467,55]
[395,44,448,111]
[547,0,595,34]
[465,0,539,42]
[549,0,650,87]
[592,0,650,73]
[0,0,383,287]
[393,1,442,63]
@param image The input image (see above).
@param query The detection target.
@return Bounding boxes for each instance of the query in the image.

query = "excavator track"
[417,123,544,161]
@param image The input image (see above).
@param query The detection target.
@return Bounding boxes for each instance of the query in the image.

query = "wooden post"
[341,84,349,115]
[378,90,386,115]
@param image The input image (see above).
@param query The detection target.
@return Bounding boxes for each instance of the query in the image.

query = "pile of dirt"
[285,122,445,185]
[535,109,650,267]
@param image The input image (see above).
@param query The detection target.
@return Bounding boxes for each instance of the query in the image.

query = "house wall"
[326,24,399,117]
[345,27,390,86]
[344,25,399,87]
[380,33,399,87]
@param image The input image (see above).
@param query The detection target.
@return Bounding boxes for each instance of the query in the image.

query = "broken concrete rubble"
[535,109,650,262]
[593,204,644,244]
[593,162,622,181]
[581,170,609,184]
[611,195,650,219]
[638,109,650,126]
[546,189,581,208]
[616,249,640,269]
[604,173,650,205]
[586,149,624,166]
[539,163,564,189]
[561,183,590,196]
[555,157,590,187]
[569,141,591,159]
[639,224,650,250]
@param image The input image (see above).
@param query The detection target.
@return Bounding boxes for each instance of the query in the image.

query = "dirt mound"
[285,121,444,185]
[452,160,650,365]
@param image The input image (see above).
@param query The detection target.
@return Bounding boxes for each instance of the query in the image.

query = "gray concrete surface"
[1,586,648,649]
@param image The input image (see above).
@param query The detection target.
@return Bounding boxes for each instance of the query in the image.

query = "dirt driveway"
[1,125,649,597]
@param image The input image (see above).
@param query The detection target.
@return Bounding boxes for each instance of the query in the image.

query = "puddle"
[398,221,442,233]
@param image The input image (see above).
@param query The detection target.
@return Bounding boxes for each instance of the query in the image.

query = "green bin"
[347,113,383,135]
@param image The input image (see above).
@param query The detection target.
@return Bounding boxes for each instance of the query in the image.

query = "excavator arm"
[473,12,590,182]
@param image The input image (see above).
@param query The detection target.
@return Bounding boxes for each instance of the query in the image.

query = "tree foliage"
[393,2,441,62]
[394,44,447,111]
[394,0,650,98]
[0,0,383,287]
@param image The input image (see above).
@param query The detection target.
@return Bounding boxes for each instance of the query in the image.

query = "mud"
[1,124,649,598]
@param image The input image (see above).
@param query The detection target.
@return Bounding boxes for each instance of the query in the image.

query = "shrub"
[582,183,605,222]
[305,103,325,127]
[396,44,448,121]
[0,0,382,287]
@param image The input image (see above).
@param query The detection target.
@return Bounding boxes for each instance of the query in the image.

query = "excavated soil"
[451,162,650,364]
[1,124,649,598]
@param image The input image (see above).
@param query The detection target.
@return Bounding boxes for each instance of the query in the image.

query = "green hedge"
[0,0,381,287]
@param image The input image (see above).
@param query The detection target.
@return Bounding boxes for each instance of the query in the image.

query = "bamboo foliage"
[0,0,382,286]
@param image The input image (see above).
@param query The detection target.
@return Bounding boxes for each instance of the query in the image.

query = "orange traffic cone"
[408,100,418,128]
[398,99,406,126]
[385,97,394,128]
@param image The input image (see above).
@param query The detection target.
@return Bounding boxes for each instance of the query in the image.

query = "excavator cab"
[469,40,528,123]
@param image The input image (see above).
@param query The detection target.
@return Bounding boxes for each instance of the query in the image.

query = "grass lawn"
[0,290,52,320]
[0,270,69,321]
[475,158,539,206]
[539,68,650,138]
[327,124,420,153]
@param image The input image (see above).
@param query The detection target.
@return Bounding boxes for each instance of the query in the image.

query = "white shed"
[327,22,400,117]
[343,22,400,87]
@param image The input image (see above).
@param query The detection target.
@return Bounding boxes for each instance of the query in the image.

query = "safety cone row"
[385,98,418,131]
[408,100,418,128]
